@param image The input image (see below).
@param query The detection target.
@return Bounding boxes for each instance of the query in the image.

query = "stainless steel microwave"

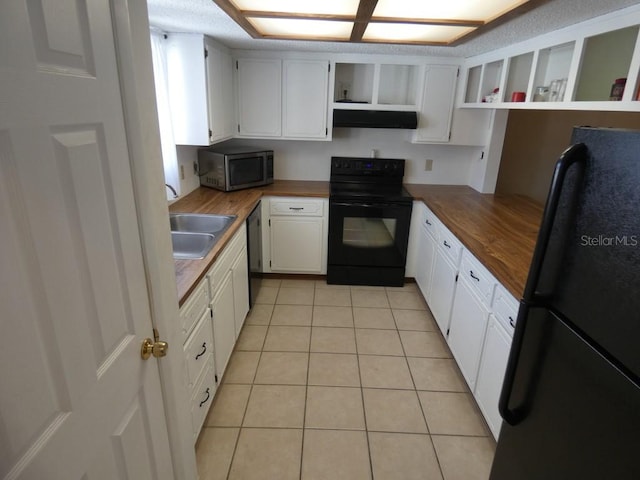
[197,147,274,192]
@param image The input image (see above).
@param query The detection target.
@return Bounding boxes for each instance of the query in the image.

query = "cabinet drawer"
[436,223,463,265]
[184,309,214,387]
[190,358,216,441]
[179,278,209,340]
[492,284,519,336]
[209,224,246,296]
[459,250,496,307]
[422,204,439,240]
[270,197,324,216]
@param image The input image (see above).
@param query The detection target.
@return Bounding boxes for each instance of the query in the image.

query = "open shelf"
[531,41,574,102]
[574,25,639,101]
[334,63,374,104]
[465,65,482,103]
[480,60,504,102]
[505,52,534,103]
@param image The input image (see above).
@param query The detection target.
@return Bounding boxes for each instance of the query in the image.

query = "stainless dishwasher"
[246,201,262,308]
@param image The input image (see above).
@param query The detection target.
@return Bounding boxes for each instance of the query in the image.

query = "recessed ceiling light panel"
[247,18,354,40]
[373,0,529,22]
[363,23,477,43]
[233,0,359,16]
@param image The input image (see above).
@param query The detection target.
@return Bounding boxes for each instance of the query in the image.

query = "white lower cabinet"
[231,246,250,337]
[474,315,512,439]
[414,203,519,441]
[211,269,236,379]
[208,223,249,378]
[266,197,327,274]
[179,223,250,441]
[179,278,216,442]
[448,276,491,391]
[415,205,438,300]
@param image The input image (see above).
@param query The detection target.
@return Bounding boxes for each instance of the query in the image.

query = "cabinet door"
[270,216,324,273]
[166,34,209,145]
[475,315,512,439]
[428,247,458,335]
[414,65,457,143]
[206,39,234,143]
[415,224,437,300]
[211,270,236,379]
[282,60,329,138]
[231,247,249,338]
[448,277,490,390]
[237,58,282,137]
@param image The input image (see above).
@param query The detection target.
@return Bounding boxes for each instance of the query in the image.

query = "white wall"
[176,129,482,197]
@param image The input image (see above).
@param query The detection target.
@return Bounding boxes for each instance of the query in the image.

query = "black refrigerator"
[490,127,640,479]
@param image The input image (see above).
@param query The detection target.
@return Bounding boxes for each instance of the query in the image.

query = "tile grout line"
[299,284,315,480]
[352,287,375,480]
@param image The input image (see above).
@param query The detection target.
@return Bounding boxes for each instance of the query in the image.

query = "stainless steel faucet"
[165,183,178,199]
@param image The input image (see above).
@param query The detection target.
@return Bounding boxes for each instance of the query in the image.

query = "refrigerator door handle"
[500,143,588,426]
[522,143,588,301]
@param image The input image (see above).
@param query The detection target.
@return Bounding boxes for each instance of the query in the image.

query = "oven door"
[328,200,412,267]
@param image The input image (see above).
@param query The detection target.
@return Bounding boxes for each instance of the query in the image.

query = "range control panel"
[330,157,405,178]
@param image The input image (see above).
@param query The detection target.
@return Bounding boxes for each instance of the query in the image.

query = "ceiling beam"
[212,0,262,38]
[241,11,354,22]
[350,0,378,42]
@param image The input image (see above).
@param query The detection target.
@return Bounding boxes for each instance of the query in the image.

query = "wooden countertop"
[170,180,329,304]
[170,180,543,305]
[405,184,544,299]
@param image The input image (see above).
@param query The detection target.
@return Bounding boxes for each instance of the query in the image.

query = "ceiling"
[147,0,639,58]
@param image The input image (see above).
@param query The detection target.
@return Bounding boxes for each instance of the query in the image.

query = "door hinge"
[257,218,261,227]
[210,309,213,318]
[448,131,452,141]
[204,48,208,59]
[456,67,460,78]
[236,60,238,69]
[209,129,213,139]
[237,124,240,133]
[481,151,485,160]
[328,63,331,72]
[269,260,272,268]
[446,328,450,336]
[455,273,459,282]
[268,218,271,227]
[325,127,328,136]
[214,374,219,384]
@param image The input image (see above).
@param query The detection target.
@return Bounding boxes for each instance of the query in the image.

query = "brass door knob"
[141,329,169,360]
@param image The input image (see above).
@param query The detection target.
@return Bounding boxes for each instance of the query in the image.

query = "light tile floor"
[197,279,495,480]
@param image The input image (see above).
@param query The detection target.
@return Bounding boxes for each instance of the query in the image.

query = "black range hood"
[333,109,418,129]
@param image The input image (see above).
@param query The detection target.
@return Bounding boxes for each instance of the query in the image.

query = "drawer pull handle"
[199,387,211,407]
[289,207,304,211]
[425,219,432,226]
[509,316,515,328]
[195,342,207,360]
[443,240,451,248]
[469,271,480,282]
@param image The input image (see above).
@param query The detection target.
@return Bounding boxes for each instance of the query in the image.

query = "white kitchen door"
[0,1,174,479]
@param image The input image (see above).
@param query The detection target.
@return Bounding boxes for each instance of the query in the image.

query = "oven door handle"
[332,202,396,209]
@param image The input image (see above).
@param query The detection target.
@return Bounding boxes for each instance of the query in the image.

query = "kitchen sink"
[171,232,216,260]
[170,213,237,235]
[170,214,237,260]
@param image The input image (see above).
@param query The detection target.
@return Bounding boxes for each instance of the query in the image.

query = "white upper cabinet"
[283,60,329,138]
[236,57,330,140]
[413,65,458,143]
[237,58,282,137]
[461,4,640,111]
[166,33,234,145]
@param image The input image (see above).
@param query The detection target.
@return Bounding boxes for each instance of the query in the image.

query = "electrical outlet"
[179,164,185,180]
[424,159,433,171]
